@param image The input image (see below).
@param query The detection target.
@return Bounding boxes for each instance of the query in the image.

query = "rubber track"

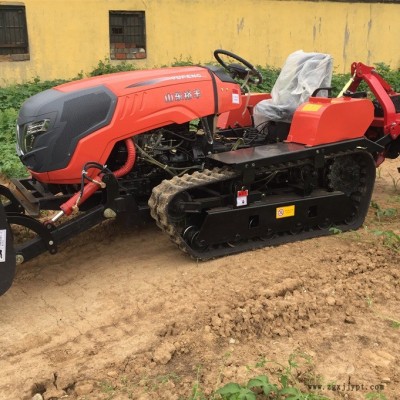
[148,151,376,260]
[149,168,237,255]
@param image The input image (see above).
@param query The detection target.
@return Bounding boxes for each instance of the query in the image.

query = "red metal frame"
[287,62,400,148]
[349,62,400,139]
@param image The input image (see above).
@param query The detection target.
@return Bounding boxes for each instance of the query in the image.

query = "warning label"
[302,104,322,112]
[276,205,295,219]
[236,189,248,207]
[232,89,240,104]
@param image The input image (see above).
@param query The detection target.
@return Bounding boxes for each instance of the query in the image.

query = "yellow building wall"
[0,0,399,84]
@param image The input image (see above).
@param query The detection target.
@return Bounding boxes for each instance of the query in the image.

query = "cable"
[160,128,197,142]
[135,143,202,176]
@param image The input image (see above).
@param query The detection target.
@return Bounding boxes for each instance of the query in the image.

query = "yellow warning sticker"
[302,104,322,112]
[276,205,295,219]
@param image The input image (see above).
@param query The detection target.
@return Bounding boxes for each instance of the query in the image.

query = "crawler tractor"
[0,50,399,295]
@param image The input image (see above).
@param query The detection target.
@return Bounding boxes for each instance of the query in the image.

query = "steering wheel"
[214,49,263,85]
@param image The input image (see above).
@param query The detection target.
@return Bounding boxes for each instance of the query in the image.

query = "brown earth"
[0,159,399,400]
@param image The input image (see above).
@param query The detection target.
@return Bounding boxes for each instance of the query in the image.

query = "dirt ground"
[0,159,399,400]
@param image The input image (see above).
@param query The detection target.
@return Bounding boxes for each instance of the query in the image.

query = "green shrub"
[0,108,28,177]
[0,78,67,111]
[170,56,195,67]
[374,62,400,90]
[88,58,137,76]
[252,66,281,93]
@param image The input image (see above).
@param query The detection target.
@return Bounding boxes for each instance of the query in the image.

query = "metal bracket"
[7,213,57,254]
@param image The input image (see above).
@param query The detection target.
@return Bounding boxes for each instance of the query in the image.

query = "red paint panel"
[287,97,374,146]
[217,93,271,129]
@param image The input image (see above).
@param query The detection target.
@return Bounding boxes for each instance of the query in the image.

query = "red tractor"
[0,49,399,295]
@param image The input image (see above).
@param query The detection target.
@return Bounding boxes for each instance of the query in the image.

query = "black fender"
[0,204,16,296]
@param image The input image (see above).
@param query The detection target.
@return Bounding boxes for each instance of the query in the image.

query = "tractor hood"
[16,65,239,176]
[16,66,212,173]
[16,85,118,172]
[56,66,212,96]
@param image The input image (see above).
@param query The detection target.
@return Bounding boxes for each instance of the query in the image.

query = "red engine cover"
[31,66,243,184]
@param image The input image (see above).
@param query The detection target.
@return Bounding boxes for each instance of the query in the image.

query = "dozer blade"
[0,203,16,296]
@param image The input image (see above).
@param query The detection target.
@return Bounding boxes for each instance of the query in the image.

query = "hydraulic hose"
[59,139,136,217]
[114,138,136,178]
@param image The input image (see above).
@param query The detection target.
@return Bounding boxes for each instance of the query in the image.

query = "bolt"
[104,208,117,219]
[49,240,54,246]
[251,163,255,167]
[16,254,24,265]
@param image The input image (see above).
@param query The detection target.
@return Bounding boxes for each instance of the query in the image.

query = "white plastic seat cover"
[253,50,333,127]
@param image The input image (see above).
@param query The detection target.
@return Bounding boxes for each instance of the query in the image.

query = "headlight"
[17,119,50,155]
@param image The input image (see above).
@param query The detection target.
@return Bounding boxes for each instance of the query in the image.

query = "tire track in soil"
[207,248,400,340]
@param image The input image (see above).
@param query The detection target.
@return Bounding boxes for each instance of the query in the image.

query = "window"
[0,5,29,61]
[109,11,146,60]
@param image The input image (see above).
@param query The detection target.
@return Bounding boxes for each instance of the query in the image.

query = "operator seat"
[253,50,333,128]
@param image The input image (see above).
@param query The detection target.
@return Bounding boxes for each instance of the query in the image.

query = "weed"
[215,381,258,400]
[170,56,195,67]
[215,352,328,400]
[99,380,116,399]
[364,295,400,329]
[246,356,268,372]
[255,356,267,369]
[252,66,281,93]
[370,201,397,222]
[388,173,400,192]
[119,374,132,396]
[0,77,67,111]
[372,229,400,252]
[379,312,400,329]
[0,108,29,177]
[189,365,207,400]
[215,375,328,400]
[155,372,181,385]
[365,297,373,307]
[88,58,137,76]
[374,62,400,90]
[329,227,343,235]
[390,320,400,329]
[365,392,388,400]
